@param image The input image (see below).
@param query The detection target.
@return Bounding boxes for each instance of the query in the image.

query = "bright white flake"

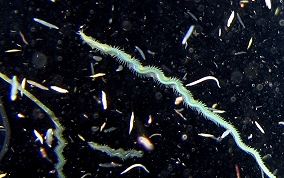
[227,11,235,27]
[33,18,59,29]
[50,86,69,93]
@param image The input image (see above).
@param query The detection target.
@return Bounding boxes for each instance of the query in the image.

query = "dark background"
[0,0,283,177]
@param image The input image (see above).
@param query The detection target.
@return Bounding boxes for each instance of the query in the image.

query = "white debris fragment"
[45,128,53,147]
[265,0,271,9]
[101,91,107,110]
[33,18,59,30]
[10,76,19,101]
[227,11,235,27]
[182,25,195,47]
[34,129,43,144]
[50,86,69,93]
[255,121,265,134]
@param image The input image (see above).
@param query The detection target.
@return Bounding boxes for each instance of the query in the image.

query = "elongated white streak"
[50,86,68,93]
[227,11,235,27]
[236,13,245,28]
[100,122,106,132]
[265,0,271,9]
[120,164,149,174]
[198,133,219,141]
[129,112,134,135]
[255,121,265,134]
[27,79,49,90]
[220,129,231,139]
[33,18,59,30]
[5,49,21,53]
[89,73,106,78]
[186,76,221,88]
[101,91,107,110]
[149,133,162,138]
[182,25,195,46]
[34,129,43,144]
[247,37,253,50]
[10,76,19,101]
[198,133,214,138]
[187,11,198,21]
[20,78,26,97]
[211,108,226,114]
[135,46,146,60]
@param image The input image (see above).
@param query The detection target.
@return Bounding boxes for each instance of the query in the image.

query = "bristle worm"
[79,30,276,178]
[88,142,143,160]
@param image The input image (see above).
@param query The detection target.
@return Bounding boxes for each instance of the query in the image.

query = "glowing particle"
[218,28,222,37]
[10,76,18,101]
[175,96,183,105]
[248,133,253,140]
[275,7,281,16]
[247,37,253,50]
[88,73,106,78]
[101,91,107,110]
[181,134,188,141]
[129,112,134,135]
[34,129,43,144]
[116,65,124,72]
[78,134,85,141]
[39,147,52,162]
[19,31,29,45]
[50,86,69,93]
[0,173,7,178]
[212,103,218,109]
[265,0,271,9]
[137,136,154,151]
[227,11,235,27]
[17,113,25,118]
[147,115,152,124]
[255,121,265,134]
[33,18,59,30]
[220,129,231,139]
[209,108,226,114]
[100,122,106,132]
[5,49,21,53]
[198,133,215,138]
